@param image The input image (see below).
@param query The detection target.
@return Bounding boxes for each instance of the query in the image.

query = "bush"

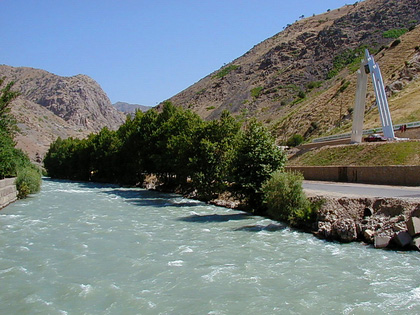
[383,28,408,39]
[212,65,239,79]
[286,134,304,147]
[251,86,264,99]
[262,170,314,226]
[15,166,42,198]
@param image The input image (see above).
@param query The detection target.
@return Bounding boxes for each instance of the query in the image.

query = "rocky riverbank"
[308,194,420,250]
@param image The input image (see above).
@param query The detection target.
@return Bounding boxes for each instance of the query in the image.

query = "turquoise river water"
[1,179,420,314]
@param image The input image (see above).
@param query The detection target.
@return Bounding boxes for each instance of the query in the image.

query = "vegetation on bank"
[262,171,317,227]
[289,141,420,166]
[44,102,315,220]
[0,77,41,198]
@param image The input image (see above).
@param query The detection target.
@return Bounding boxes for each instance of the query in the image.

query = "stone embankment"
[0,178,18,209]
[308,194,420,250]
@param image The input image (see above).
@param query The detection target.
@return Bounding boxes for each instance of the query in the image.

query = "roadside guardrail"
[312,121,420,143]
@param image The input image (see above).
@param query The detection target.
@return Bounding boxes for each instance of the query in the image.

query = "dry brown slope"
[163,0,420,143]
[0,65,125,160]
[277,25,420,143]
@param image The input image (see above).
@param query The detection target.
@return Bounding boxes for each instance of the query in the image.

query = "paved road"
[303,181,420,199]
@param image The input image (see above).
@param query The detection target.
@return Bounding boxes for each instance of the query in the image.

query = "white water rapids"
[1,179,420,314]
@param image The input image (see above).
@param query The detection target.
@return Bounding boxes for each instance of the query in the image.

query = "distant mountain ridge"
[0,65,125,160]
[163,0,420,142]
[113,101,152,115]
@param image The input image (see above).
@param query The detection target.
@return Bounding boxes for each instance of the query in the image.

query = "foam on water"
[1,178,420,314]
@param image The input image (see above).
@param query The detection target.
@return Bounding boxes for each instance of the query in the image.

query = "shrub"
[306,81,322,90]
[262,170,315,226]
[15,166,42,198]
[286,134,304,147]
[212,65,239,79]
[251,86,263,99]
[383,28,408,39]
[297,90,306,99]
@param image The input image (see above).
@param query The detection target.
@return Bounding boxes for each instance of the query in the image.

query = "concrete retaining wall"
[286,166,420,186]
[0,178,18,209]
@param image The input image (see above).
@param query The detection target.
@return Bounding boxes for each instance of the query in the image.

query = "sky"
[0,0,352,106]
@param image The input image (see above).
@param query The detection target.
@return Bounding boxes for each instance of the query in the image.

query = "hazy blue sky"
[0,0,351,106]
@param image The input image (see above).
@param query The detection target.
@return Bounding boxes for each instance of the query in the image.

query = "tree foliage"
[230,119,286,212]
[0,77,41,197]
[44,103,287,209]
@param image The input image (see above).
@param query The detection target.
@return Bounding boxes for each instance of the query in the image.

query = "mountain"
[113,101,152,115]
[163,0,420,143]
[0,65,125,160]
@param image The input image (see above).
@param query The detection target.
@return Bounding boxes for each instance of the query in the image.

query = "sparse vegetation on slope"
[164,0,420,146]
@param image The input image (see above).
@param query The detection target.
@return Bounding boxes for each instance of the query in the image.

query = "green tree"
[230,119,286,212]
[0,77,19,135]
[189,110,241,200]
[88,127,122,183]
[0,77,41,197]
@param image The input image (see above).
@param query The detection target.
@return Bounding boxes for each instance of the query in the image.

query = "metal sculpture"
[351,49,395,143]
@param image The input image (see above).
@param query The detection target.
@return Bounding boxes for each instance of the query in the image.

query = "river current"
[1,179,420,314]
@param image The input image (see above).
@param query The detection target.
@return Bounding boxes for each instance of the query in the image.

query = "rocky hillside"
[163,0,420,143]
[113,101,152,115]
[0,65,125,160]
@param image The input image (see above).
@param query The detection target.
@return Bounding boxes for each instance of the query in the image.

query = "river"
[1,179,419,314]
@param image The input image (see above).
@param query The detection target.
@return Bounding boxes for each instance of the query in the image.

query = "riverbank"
[306,192,420,250]
[0,178,17,210]
[208,189,420,251]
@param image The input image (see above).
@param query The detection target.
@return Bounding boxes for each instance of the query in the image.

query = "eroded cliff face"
[0,65,125,160]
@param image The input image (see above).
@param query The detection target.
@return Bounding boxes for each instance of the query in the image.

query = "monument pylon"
[351,49,395,143]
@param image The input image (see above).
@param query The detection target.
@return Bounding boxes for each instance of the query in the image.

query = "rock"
[374,235,392,248]
[411,237,420,251]
[332,219,357,242]
[392,231,412,247]
[364,229,375,243]
[316,221,333,239]
[406,217,420,237]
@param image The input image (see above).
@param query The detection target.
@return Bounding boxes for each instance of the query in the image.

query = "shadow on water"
[43,178,205,208]
[178,213,252,223]
[234,223,288,232]
[102,188,204,208]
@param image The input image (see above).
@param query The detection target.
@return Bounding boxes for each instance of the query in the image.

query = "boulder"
[363,229,375,243]
[393,231,412,247]
[331,219,357,242]
[374,235,392,248]
[406,217,420,237]
[411,237,420,251]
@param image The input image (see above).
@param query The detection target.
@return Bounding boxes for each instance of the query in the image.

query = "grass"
[289,141,420,166]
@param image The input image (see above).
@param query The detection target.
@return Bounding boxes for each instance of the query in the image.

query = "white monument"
[351,49,395,143]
